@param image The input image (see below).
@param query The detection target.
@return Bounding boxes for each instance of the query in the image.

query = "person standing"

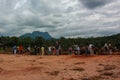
[104,43,109,54]
[13,45,17,54]
[52,46,56,55]
[55,41,60,55]
[89,44,94,55]
[19,45,23,54]
[48,46,52,55]
[85,45,90,55]
[108,43,112,54]
[77,46,80,55]
[17,46,19,53]
[68,47,72,55]
[34,46,37,55]
[41,47,45,56]
[37,47,40,55]
[27,46,31,54]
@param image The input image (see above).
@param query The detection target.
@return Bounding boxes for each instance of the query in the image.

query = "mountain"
[20,31,53,40]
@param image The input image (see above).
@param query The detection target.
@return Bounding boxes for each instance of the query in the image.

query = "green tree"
[34,37,45,47]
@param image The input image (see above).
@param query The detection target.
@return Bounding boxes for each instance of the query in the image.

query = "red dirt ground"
[0,53,120,80]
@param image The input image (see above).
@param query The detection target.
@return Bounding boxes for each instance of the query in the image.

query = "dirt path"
[0,54,120,80]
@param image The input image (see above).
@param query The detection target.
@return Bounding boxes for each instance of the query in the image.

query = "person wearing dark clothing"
[55,42,60,55]
[85,46,90,55]
[34,46,37,55]
[37,47,40,55]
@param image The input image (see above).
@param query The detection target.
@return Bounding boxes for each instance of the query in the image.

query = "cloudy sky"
[0,0,120,38]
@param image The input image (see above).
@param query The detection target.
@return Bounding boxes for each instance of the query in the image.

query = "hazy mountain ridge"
[20,31,53,40]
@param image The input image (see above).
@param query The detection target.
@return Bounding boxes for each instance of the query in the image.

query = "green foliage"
[19,37,34,47]
[0,47,3,51]
[34,37,45,47]
[0,34,120,51]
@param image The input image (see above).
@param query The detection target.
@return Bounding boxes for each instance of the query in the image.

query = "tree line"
[0,33,120,51]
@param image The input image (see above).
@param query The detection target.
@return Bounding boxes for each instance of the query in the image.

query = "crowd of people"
[12,41,61,56]
[12,45,23,54]
[1,42,119,56]
[68,43,118,55]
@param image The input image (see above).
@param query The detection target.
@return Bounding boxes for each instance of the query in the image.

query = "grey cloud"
[97,27,120,36]
[53,14,63,17]
[52,21,61,25]
[79,0,112,9]
[36,25,56,28]
[0,0,120,38]
[66,6,74,13]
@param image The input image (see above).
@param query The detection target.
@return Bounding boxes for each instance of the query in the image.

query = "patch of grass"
[0,48,3,51]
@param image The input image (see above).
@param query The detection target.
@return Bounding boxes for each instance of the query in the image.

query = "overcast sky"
[0,0,120,38]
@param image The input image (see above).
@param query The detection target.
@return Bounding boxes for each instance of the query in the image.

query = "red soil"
[0,53,120,80]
